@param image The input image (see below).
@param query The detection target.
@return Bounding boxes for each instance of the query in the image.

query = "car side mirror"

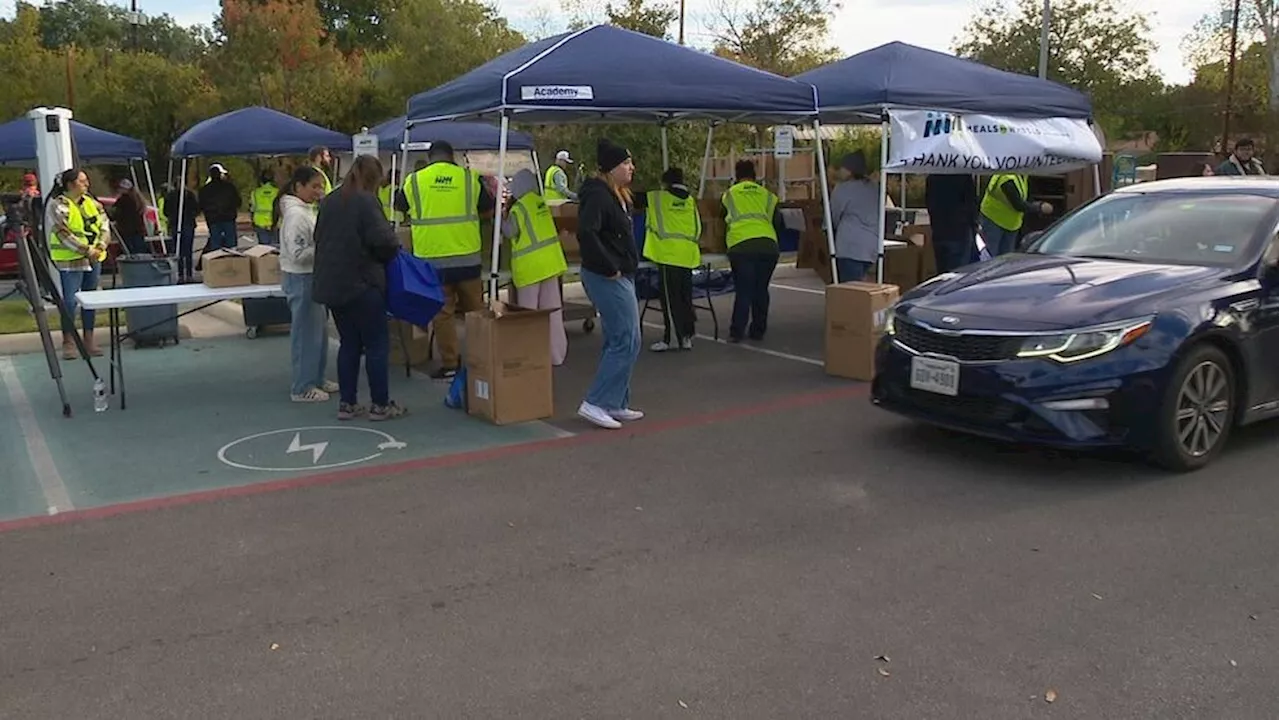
[1018,231,1043,251]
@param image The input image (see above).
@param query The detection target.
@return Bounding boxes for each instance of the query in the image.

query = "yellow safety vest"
[403,162,482,262]
[643,190,702,269]
[722,181,778,248]
[509,192,567,288]
[49,196,103,263]
[251,183,279,229]
[980,174,1030,232]
[377,185,404,224]
[315,166,333,195]
[543,165,568,202]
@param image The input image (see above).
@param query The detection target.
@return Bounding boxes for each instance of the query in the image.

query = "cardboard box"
[549,202,578,219]
[465,303,555,425]
[243,244,281,285]
[202,249,252,288]
[825,282,900,381]
[710,157,734,180]
[558,230,580,261]
[782,182,812,201]
[389,319,433,367]
[776,154,813,180]
[396,226,414,252]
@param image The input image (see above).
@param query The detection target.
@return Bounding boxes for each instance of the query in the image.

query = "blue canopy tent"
[369,116,534,151]
[404,24,827,293]
[794,42,1098,282]
[169,106,351,250]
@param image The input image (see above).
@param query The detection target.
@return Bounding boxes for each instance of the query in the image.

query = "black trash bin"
[242,296,292,339]
[118,254,179,347]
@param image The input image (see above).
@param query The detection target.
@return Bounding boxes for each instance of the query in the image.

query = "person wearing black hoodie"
[199,163,241,252]
[637,167,700,352]
[575,138,643,430]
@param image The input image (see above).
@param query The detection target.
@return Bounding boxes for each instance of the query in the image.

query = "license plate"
[910,356,959,396]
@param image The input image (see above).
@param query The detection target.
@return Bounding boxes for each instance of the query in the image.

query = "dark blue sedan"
[872,176,1278,471]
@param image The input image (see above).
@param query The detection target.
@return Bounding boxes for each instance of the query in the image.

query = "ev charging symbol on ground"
[217,426,408,472]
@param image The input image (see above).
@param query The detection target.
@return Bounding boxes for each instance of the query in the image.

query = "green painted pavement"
[3,336,567,517]
[0,360,49,521]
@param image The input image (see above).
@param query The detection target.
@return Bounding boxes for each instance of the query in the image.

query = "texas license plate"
[910,356,959,396]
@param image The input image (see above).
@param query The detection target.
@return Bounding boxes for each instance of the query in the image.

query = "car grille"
[895,321,1023,362]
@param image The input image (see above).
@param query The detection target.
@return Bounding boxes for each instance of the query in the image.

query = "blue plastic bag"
[445,367,468,410]
[386,249,446,327]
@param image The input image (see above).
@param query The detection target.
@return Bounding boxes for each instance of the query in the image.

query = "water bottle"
[93,378,108,413]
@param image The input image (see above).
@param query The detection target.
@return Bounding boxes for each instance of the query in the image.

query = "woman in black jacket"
[312,155,406,421]
[575,138,643,430]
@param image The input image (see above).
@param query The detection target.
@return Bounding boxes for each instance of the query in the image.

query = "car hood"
[901,254,1226,330]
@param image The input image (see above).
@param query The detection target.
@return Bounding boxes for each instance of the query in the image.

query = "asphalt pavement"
[0,274,1275,719]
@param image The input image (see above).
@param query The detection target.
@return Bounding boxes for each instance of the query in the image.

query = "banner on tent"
[885,110,1102,175]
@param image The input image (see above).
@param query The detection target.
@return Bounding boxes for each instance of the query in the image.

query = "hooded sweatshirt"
[576,177,638,277]
[278,194,317,274]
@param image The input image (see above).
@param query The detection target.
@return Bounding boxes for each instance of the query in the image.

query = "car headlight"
[883,311,896,336]
[1016,318,1153,363]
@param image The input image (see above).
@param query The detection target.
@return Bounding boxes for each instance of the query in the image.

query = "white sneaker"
[649,341,673,352]
[679,337,694,350]
[578,402,622,429]
[609,408,645,422]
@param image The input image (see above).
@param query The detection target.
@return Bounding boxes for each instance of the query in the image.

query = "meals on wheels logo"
[922,111,965,138]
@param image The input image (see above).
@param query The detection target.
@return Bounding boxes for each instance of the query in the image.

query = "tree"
[1183,0,1278,110]
[954,0,1162,137]
[37,0,210,62]
[606,0,678,39]
[0,4,66,119]
[711,0,840,76]
[315,0,395,54]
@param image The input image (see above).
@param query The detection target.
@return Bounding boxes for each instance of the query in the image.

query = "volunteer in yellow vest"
[377,170,404,224]
[45,167,108,360]
[308,146,334,195]
[250,171,280,246]
[500,169,569,365]
[978,172,1052,256]
[544,150,578,202]
[640,166,701,352]
[397,140,497,380]
[721,159,783,344]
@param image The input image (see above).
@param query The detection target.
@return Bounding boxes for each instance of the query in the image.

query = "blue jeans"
[173,225,195,278]
[207,221,238,252]
[980,216,1020,257]
[255,228,277,246]
[728,252,778,340]
[580,269,641,411]
[282,271,329,396]
[329,286,390,407]
[835,257,872,283]
[57,263,102,335]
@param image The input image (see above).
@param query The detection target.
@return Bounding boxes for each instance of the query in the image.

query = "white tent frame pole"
[532,150,542,192]
[398,125,411,230]
[1092,162,1102,197]
[660,123,670,169]
[813,119,839,284]
[488,114,510,301]
[389,152,398,229]
[876,111,890,284]
[176,158,188,263]
[141,159,166,254]
[697,123,715,198]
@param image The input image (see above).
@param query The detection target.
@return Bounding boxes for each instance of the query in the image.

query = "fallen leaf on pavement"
[507,522,515,528]
[1230,660,1238,667]
[678,699,688,709]
[875,654,890,663]
[1249,614,1258,620]
[877,668,891,677]
[1091,593,1103,600]
[635,506,643,511]
[269,643,280,651]
[1044,689,1057,703]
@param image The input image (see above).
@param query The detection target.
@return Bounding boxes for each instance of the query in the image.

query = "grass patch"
[0,299,80,335]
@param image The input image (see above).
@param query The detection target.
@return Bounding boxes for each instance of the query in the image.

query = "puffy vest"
[643,189,702,269]
[722,181,778,248]
[509,192,567,288]
[49,196,103,263]
[403,162,482,262]
[251,183,279,229]
[980,174,1030,232]
[543,165,568,201]
[377,185,404,224]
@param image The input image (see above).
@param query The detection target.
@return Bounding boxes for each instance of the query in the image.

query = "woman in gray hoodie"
[275,166,336,402]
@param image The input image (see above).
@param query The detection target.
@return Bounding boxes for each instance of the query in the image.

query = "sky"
[31,0,1208,85]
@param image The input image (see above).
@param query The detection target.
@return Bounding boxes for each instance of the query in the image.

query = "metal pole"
[876,115,889,284]
[698,124,715,198]
[812,120,839,284]
[660,124,670,170]
[1038,0,1050,78]
[1221,0,1242,156]
[678,0,686,45]
[130,0,139,51]
[488,114,510,301]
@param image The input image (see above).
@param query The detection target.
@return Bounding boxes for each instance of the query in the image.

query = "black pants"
[728,252,778,340]
[931,222,976,273]
[657,264,695,343]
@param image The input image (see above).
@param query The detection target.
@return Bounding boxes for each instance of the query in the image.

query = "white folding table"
[77,283,284,410]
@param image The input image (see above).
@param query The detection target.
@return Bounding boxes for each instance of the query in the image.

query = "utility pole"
[1221,0,1242,156]
[64,48,76,108]
[1038,0,1050,78]
[678,0,686,45]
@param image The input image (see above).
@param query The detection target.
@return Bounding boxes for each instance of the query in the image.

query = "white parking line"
[0,357,74,515]
[769,283,826,296]
[641,322,823,366]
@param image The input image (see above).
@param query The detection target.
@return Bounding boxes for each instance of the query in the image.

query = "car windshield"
[1028,191,1278,267]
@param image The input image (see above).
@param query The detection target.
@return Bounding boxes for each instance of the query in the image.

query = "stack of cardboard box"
[824,282,900,381]
[202,247,281,287]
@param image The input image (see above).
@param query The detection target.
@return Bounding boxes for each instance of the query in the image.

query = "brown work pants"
[433,278,484,369]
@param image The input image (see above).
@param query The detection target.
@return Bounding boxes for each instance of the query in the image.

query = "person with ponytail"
[276,165,337,402]
[574,138,643,430]
[44,168,109,359]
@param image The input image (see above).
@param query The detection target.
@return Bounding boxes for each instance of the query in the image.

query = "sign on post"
[352,131,378,158]
[774,125,795,158]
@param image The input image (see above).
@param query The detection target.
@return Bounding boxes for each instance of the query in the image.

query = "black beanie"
[597,138,631,173]
[661,167,685,186]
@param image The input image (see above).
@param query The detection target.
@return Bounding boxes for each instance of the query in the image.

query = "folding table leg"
[109,308,117,395]
[116,308,128,410]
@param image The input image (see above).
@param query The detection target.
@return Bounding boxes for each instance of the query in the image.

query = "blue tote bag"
[385,249,446,327]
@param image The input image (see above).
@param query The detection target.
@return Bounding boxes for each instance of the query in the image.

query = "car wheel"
[1153,344,1236,472]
